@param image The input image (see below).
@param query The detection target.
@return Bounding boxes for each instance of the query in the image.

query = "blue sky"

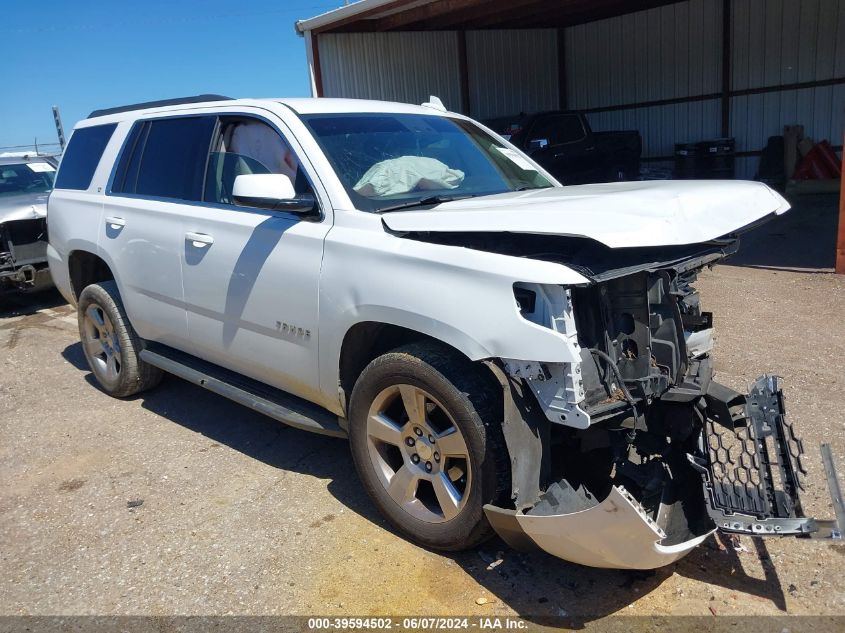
[0,0,343,152]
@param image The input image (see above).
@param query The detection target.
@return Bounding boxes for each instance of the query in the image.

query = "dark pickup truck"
[485,111,642,185]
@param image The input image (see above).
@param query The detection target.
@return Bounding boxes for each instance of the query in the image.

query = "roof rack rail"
[88,94,234,119]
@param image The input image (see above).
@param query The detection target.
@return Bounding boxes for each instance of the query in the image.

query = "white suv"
[47,95,842,569]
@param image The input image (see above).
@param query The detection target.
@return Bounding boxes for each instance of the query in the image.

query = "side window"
[528,115,586,148]
[54,124,117,190]
[111,122,148,194]
[135,117,216,200]
[205,118,309,205]
[110,116,216,201]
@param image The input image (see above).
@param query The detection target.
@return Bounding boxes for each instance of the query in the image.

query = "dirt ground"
[1,196,844,629]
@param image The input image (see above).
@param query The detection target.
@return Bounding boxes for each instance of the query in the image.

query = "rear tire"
[77,281,162,397]
[348,342,509,551]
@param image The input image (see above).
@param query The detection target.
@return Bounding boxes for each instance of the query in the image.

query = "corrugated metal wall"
[566,0,845,178]
[730,0,845,177]
[466,30,559,120]
[314,0,844,180]
[588,99,723,156]
[565,0,724,170]
[319,29,560,120]
[732,85,845,177]
[565,0,722,109]
[732,0,844,90]
[319,32,463,110]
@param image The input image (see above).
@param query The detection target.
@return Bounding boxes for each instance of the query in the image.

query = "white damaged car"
[47,96,843,569]
[0,154,56,293]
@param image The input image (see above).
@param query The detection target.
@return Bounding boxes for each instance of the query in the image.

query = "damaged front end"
[0,158,56,293]
[479,244,844,569]
[0,216,51,292]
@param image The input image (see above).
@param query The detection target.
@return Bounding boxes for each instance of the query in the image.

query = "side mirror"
[527,138,549,151]
[232,174,317,215]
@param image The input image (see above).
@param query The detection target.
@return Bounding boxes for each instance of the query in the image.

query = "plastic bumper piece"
[484,486,713,570]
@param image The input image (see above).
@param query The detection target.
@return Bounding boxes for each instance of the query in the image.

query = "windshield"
[0,162,56,197]
[301,113,553,212]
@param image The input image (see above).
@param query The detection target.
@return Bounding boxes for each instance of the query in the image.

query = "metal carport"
[295,0,845,271]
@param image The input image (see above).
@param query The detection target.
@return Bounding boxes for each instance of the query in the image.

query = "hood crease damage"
[382,180,790,250]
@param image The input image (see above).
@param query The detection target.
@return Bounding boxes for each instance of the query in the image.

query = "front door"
[178,110,330,402]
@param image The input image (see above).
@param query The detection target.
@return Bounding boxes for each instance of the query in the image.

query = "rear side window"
[54,124,117,190]
[111,116,216,201]
[111,122,148,194]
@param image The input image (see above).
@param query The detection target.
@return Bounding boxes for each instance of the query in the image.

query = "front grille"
[700,375,814,535]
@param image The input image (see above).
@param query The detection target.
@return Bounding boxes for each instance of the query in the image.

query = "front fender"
[317,224,591,410]
[339,305,496,360]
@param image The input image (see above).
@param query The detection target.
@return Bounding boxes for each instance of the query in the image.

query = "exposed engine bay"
[403,228,844,569]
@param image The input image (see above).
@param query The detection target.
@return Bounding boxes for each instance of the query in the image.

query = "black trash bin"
[674,142,699,179]
[696,138,735,179]
[674,138,736,179]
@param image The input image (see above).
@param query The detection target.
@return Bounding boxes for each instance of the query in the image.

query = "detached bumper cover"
[483,374,842,570]
[484,486,713,570]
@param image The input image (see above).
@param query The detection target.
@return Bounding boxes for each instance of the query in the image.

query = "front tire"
[348,342,509,551]
[77,281,162,398]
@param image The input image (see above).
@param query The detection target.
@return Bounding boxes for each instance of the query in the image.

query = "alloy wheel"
[366,384,472,523]
[81,303,122,382]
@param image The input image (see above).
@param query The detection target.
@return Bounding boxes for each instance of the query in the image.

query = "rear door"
[177,107,331,402]
[49,123,117,304]
[104,115,217,347]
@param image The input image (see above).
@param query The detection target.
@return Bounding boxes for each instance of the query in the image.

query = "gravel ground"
[1,201,844,628]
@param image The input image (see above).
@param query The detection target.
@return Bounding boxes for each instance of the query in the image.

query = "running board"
[140,344,346,438]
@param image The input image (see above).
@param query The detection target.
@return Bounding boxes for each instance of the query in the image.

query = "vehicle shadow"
[0,287,66,318]
[725,193,838,272]
[220,215,293,347]
[61,341,788,624]
[61,339,380,523]
[444,531,785,625]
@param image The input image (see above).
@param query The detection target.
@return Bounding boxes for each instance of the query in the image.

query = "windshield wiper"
[377,194,476,213]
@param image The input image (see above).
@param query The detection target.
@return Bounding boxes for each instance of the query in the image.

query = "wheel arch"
[336,319,495,418]
[67,249,114,300]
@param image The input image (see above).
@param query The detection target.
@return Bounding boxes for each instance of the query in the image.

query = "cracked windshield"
[302,112,552,212]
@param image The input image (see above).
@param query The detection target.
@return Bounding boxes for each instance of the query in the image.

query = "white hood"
[381,180,790,248]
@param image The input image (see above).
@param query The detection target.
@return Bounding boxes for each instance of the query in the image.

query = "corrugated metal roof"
[297,0,690,34]
[296,0,431,34]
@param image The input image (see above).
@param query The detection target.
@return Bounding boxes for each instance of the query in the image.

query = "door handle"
[185,232,214,247]
[105,216,126,228]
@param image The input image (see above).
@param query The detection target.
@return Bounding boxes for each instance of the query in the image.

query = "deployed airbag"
[354,156,464,197]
